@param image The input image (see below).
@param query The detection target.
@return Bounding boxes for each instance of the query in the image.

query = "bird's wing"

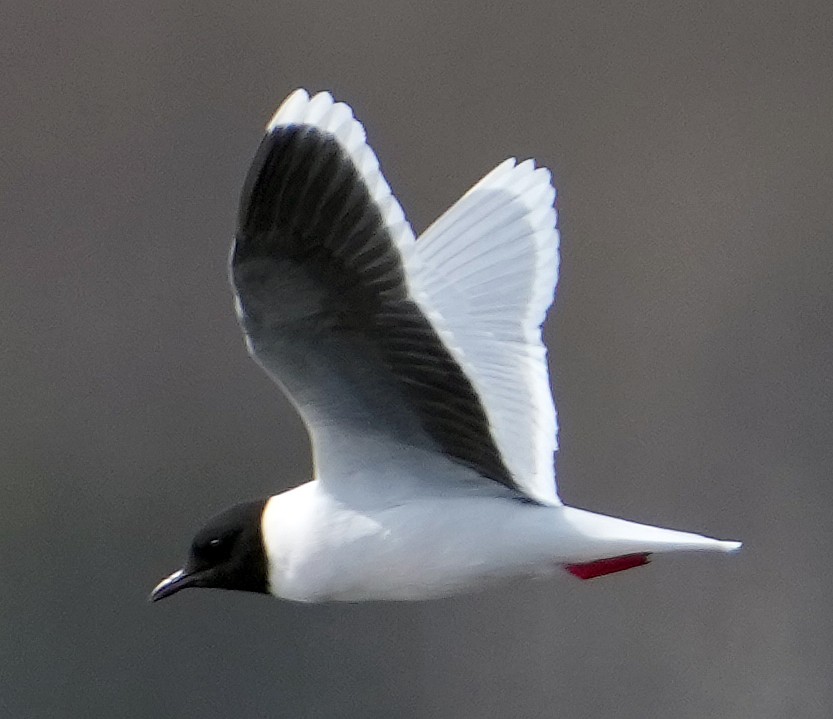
[231,90,559,504]
[415,159,560,504]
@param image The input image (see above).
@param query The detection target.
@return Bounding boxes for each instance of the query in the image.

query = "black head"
[150,499,270,602]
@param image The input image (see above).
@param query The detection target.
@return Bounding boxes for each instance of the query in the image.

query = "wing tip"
[267,89,359,134]
[267,88,311,130]
[255,88,416,256]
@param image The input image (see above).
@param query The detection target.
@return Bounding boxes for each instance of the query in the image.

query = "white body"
[262,479,739,602]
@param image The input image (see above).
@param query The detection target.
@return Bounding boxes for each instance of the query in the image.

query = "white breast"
[261,482,561,601]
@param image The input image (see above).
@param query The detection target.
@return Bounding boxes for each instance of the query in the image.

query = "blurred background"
[2,2,831,717]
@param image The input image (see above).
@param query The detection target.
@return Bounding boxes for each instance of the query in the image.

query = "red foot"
[564,553,651,580]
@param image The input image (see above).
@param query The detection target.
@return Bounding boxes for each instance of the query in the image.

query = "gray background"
[2,2,831,717]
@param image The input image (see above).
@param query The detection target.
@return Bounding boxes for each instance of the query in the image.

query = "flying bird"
[151,90,740,603]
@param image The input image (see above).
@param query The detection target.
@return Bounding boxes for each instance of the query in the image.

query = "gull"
[151,90,740,603]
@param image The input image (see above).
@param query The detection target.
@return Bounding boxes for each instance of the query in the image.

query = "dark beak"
[149,568,198,602]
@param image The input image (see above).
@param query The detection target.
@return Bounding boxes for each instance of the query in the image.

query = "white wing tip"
[262,88,416,253]
[267,89,358,132]
[718,540,743,552]
[267,88,310,129]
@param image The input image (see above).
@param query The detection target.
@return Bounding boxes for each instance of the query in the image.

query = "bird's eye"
[193,529,241,561]
[196,536,226,558]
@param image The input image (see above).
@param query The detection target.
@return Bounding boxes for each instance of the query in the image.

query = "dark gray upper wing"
[231,91,520,496]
